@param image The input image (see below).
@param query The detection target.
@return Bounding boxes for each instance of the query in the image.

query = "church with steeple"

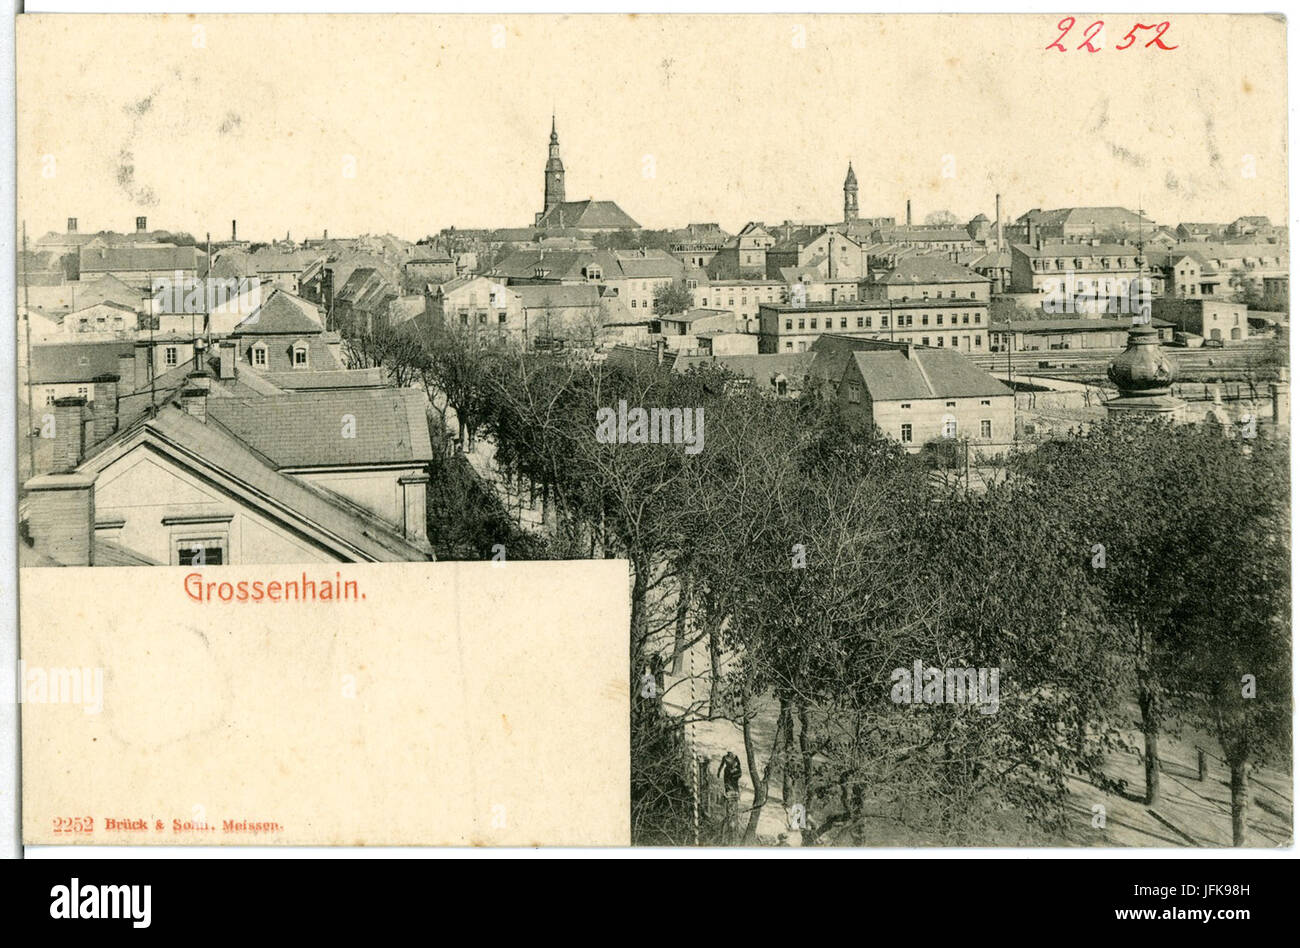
[843,162,858,222]
[533,115,640,233]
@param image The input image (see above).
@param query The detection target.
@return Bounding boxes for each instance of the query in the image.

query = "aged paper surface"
[13,13,1289,851]
[22,563,630,846]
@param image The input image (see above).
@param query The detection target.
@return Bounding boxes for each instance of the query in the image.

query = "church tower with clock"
[543,114,565,214]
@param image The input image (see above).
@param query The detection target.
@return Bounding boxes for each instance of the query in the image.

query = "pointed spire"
[550,112,558,144]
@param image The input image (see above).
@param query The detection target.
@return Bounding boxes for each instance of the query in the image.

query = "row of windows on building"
[897,419,993,442]
[784,312,983,331]
[786,333,984,352]
[895,289,981,301]
[1031,257,1139,271]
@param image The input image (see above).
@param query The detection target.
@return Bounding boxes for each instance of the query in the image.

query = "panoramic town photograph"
[13,13,1291,850]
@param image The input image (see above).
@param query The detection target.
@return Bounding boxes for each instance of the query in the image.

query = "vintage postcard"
[12,12,1292,851]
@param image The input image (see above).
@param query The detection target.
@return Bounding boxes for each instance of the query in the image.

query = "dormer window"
[292,343,309,367]
[251,343,268,367]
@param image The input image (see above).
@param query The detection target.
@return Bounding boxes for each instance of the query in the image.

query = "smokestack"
[67,217,78,233]
[182,373,210,423]
[400,473,430,543]
[906,200,912,227]
[91,374,119,445]
[51,396,87,473]
[232,219,238,242]
[21,472,97,566]
[995,194,1002,252]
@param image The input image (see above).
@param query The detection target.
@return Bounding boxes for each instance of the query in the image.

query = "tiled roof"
[79,245,205,274]
[101,406,429,561]
[206,388,433,468]
[258,368,389,390]
[536,199,640,230]
[232,289,325,335]
[869,256,989,285]
[29,340,134,384]
[848,346,1012,401]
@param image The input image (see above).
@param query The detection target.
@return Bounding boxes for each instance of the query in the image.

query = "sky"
[16,13,1289,242]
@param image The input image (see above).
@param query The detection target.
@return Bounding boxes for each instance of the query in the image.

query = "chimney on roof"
[400,473,430,543]
[91,374,119,445]
[181,373,210,423]
[232,219,238,242]
[218,341,237,380]
[192,336,207,372]
[21,471,97,566]
[136,216,147,233]
[906,200,912,227]
[51,396,88,473]
[117,353,136,395]
[67,217,78,233]
[132,340,153,392]
[905,340,914,358]
[1027,219,1039,249]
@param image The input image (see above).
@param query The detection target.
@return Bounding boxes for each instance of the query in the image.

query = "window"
[498,312,507,324]
[951,336,958,347]
[77,386,88,398]
[164,346,178,366]
[44,389,55,405]
[936,337,943,346]
[856,316,864,328]
[974,314,981,324]
[900,423,912,443]
[785,341,793,350]
[981,419,992,439]
[798,318,805,329]
[922,337,930,346]
[252,345,267,367]
[847,383,861,404]
[943,417,958,438]
[175,538,227,567]
[962,314,970,325]
[980,399,991,406]
[293,345,309,367]
[840,317,847,329]
[921,314,929,325]
[881,315,889,327]
[785,319,793,330]
[974,335,982,346]
[460,313,469,327]
[936,315,944,326]
[865,316,873,328]
[631,300,637,308]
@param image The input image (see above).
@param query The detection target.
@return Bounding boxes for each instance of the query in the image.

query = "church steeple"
[544,114,566,214]
[843,161,858,222]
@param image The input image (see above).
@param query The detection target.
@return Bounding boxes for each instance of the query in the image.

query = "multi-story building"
[1152,298,1249,343]
[862,255,991,303]
[757,299,990,354]
[824,336,1014,458]
[1009,239,1157,304]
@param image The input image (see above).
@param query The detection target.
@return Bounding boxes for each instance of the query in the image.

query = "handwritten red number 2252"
[1048,18,1177,52]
